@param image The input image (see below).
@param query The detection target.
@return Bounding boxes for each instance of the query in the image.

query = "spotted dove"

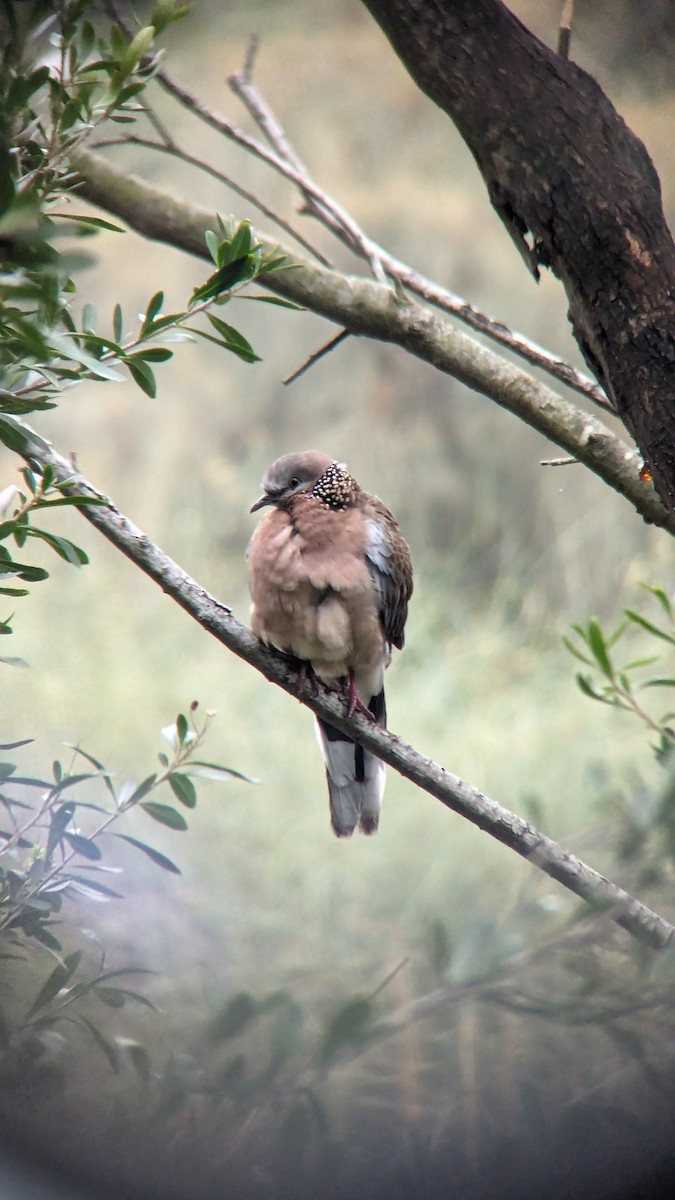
[247,451,413,837]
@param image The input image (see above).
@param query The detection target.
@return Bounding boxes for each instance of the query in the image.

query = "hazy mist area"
[4,1,675,1197]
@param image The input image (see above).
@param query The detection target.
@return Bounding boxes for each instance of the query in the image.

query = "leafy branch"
[565,584,675,759]
[0,705,252,945]
[0,706,252,1081]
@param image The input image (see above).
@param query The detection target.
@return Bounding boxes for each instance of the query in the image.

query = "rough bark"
[361,0,675,512]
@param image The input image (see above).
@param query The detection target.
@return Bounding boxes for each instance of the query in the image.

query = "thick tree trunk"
[361,0,675,513]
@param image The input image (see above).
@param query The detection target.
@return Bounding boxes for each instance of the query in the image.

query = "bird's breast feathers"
[248,500,384,675]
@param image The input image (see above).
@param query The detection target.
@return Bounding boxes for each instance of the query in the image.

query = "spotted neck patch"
[311,460,358,511]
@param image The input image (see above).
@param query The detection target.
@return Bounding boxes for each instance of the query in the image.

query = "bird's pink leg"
[297,660,317,700]
[346,668,377,721]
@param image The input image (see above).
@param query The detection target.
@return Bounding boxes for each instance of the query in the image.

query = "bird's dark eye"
[289,477,300,487]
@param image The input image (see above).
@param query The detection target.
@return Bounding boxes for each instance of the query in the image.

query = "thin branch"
[153,67,386,283]
[226,54,613,415]
[71,149,675,537]
[229,35,309,178]
[2,411,674,952]
[141,96,178,152]
[283,329,351,386]
[91,134,333,267]
[558,0,575,60]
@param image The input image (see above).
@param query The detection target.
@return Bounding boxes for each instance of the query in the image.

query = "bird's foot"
[297,659,317,701]
[346,669,377,721]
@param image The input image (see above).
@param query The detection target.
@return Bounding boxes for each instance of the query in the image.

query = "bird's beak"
[250,493,274,513]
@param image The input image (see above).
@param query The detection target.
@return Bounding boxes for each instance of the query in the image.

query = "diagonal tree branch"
[2,410,673,950]
[70,147,675,536]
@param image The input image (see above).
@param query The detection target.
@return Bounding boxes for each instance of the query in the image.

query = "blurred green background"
[4,1,675,1195]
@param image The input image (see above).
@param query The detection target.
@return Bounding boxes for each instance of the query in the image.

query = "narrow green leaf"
[140,290,164,335]
[113,833,181,874]
[32,495,106,509]
[175,712,188,744]
[189,759,258,783]
[66,874,123,899]
[640,583,674,622]
[140,801,188,830]
[604,619,629,651]
[205,314,260,362]
[141,312,184,336]
[205,229,220,265]
[224,220,253,265]
[77,1014,120,1071]
[319,995,373,1065]
[25,528,89,566]
[66,744,116,802]
[95,986,158,1011]
[76,332,124,356]
[95,986,126,1009]
[576,673,611,702]
[625,610,675,646]
[125,347,172,363]
[63,831,102,860]
[49,332,125,381]
[47,801,76,857]
[113,303,123,342]
[25,951,82,1019]
[55,213,125,233]
[125,773,157,805]
[239,293,304,310]
[168,773,197,808]
[587,617,614,678]
[561,635,594,667]
[0,561,49,582]
[0,738,33,750]
[127,359,157,398]
[621,656,660,671]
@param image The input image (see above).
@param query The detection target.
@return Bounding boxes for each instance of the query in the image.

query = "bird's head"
[250,450,334,512]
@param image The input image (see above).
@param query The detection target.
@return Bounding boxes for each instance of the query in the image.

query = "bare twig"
[2,411,675,951]
[540,456,577,466]
[283,329,351,385]
[141,96,178,152]
[228,56,389,283]
[558,0,575,60]
[229,35,309,177]
[91,134,333,266]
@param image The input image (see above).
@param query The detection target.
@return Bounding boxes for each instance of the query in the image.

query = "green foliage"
[0,0,297,653]
[0,707,252,1087]
[0,460,101,652]
[0,3,293,418]
[565,583,675,759]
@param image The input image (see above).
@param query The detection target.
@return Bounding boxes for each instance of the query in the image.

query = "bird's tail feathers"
[316,685,387,838]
